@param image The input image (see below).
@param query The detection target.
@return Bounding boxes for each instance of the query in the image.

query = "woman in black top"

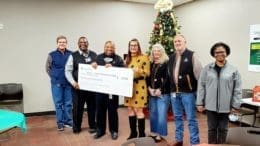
[147,44,170,142]
[93,41,124,140]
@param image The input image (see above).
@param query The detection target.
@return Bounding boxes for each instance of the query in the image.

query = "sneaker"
[57,125,64,131]
[64,124,73,129]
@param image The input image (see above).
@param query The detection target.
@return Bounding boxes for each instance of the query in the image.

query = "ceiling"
[119,0,195,7]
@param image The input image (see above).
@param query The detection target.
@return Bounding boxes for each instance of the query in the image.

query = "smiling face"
[78,37,89,52]
[129,41,139,55]
[214,46,227,63]
[104,41,115,56]
[57,38,67,51]
[173,35,186,53]
[152,47,162,61]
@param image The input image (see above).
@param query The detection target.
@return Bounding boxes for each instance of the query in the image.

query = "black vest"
[72,50,97,81]
[168,49,197,92]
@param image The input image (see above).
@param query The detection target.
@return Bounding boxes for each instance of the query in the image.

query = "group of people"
[46,34,242,146]
[46,36,123,140]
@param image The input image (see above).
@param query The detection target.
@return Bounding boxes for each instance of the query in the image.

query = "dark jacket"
[96,53,124,67]
[147,62,171,94]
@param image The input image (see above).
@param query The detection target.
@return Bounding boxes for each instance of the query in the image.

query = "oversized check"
[78,64,133,97]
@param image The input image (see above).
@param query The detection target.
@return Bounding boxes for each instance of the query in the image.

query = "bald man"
[167,35,202,146]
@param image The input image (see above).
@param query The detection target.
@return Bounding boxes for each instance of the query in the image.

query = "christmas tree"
[148,8,180,55]
[145,0,181,121]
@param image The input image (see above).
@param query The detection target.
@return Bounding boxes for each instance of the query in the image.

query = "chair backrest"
[240,89,257,113]
[226,127,260,146]
[121,137,156,146]
[0,83,23,112]
[242,89,253,99]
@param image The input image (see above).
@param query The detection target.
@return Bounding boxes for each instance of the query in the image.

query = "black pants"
[72,89,96,130]
[206,110,229,144]
[96,93,119,134]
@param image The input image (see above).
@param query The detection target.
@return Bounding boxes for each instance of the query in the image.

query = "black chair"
[237,89,257,126]
[0,83,23,113]
[226,127,260,146]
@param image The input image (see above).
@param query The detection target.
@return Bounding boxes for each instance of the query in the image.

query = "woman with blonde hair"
[147,43,171,142]
[124,38,150,139]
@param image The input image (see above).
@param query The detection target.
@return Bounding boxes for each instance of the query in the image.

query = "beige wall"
[175,0,260,89]
[0,0,155,113]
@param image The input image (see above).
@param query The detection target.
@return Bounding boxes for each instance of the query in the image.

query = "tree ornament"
[154,0,174,13]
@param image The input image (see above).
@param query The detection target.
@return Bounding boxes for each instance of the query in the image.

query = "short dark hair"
[210,42,230,57]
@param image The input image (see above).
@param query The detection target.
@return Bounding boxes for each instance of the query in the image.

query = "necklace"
[151,63,160,89]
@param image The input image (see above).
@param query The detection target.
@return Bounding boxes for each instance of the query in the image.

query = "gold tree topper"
[154,0,174,12]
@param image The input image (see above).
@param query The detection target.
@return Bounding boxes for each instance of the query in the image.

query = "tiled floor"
[0,108,238,146]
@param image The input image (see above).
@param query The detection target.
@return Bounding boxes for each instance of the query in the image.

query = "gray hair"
[150,43,169,64]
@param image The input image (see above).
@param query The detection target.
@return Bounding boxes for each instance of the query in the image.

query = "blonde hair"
[150,43,169,64]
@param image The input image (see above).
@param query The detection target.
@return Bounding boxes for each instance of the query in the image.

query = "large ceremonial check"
[78,64,133,97]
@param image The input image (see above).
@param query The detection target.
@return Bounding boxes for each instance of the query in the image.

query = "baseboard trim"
[25,111,56,117]
[25,105,125,117]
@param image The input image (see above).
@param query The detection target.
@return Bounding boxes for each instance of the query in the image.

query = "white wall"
[174,0,260,89]
[0,0,156,113]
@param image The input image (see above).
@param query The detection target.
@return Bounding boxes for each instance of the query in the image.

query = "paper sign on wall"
[249,24,260,72]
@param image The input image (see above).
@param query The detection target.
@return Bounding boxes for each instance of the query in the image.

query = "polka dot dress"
[124,55,150,108]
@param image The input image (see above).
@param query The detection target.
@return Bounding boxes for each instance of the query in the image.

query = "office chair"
[226,127,260,146]
[0,83,23,113]
[237,89,257,126]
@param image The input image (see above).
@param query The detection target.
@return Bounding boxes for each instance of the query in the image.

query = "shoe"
[148,134,157,139]
[127,132,137,140]
[73,128,81,134]
[57,125,64,131]
[64,124,73,129]
[94,132,105,139]
[154,135,163,143]
[88,128,97,134]
[111,132,118,140]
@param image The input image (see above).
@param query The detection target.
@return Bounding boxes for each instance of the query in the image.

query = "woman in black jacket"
[147,43,170,142]
[93,41,124,140]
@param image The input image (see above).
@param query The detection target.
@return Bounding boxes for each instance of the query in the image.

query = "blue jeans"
[149,94,170,136]
[170,92,200,145]
[51,83,73,127]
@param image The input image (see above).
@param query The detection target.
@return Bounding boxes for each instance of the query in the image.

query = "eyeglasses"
[79,42,87,44]
[130,44,138,47]
[58,41,67,43]
[214,51,226,54]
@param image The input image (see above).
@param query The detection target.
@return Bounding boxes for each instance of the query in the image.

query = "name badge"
[85,57,91,63]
